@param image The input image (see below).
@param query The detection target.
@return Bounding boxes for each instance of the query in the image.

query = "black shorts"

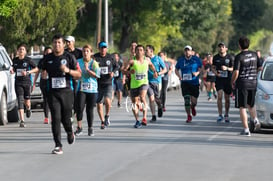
[15,83,31,100]
[180,82,199,98]
[130,84,149,98]
[96,84,112,103]
[206,75,216,82]
[235,88,256,108]
[215,78,232,94]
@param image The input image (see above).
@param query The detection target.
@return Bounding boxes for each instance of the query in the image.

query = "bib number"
[100,66,109,75]
[219,70,228,78]
[183,73,192,81]
[52,77,66,88]
[135,73,145,80]
[81,82,92,91]
[16,69,26,76]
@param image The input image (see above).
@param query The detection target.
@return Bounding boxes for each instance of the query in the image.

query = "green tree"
[0,0,18,17]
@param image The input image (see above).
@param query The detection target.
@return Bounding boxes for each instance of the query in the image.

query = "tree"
[0,0,18,17]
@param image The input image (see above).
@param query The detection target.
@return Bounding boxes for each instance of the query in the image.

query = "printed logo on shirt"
[106,60,111,65]
[23,63,27,67]
[61,59,67,65]
[225,59,230,64]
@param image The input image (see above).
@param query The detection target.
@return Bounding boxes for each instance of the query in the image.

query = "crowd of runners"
[9,34,263,154]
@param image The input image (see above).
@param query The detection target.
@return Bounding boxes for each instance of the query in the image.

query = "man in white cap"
[175,45,202,123]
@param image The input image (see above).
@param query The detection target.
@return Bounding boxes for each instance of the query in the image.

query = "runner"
[94,41,118,129]
[112,52,124,108]
[158,51,172,112]
[204,53,217,101]
[41,34,81,154]
[10,43,38,127]
[123,45,157,128]
[74,44,100,136]
[64,35,83,117]
[145,45,166,122]
[231,36,262,136]
[175,45,202,123]
[33,46,52,124]
[212,42,234,123]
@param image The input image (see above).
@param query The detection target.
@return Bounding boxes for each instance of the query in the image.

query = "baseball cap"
[99,41,107,48]
[184,45,192,51]
[218,42,225,47]
[65,36,75,42]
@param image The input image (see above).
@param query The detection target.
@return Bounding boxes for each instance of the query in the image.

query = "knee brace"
[17,95,25,109]
[184,95,191,109]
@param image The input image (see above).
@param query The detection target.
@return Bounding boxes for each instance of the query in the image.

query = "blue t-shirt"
[148,55,166,83]
[175,55,202,85]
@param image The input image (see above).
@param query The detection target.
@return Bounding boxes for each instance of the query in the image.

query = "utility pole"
[96,0,102,47]
[104,0,108,46]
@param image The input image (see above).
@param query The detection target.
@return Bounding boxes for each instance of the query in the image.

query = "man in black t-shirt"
[231,36,263,136]
[42,34,81,154]
[212,42,234,123]
[94,41,118,129]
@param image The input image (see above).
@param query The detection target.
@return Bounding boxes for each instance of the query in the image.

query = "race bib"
[208,71,215,76]
[183,73,192,81]
[100,66,109,75]
[51,77,66,88]
[219,70,228,78]
[114,71,119,77]
[81,82,92,91]
[135,73,146,80]
[16,69,26,76]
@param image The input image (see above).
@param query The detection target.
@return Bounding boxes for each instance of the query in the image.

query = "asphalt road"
[0,88,272,181]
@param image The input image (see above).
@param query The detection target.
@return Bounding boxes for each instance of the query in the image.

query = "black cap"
[218,42,225,47]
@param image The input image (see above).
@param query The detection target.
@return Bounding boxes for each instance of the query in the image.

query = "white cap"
[65,36,75,42]
[184,45,192,51]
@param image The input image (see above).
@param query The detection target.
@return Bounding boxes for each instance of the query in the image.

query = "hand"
[21,70,28,76]
[231,82,235,89]
[84,62,89,71]
[60,64,69,73]
[192,72,199,77]
[221,65,227,71]
[153,72,158,78]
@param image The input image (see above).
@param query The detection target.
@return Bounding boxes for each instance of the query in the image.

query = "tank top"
[130,57,149,89]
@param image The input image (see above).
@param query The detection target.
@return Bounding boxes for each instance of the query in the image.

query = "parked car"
[251,58,273,132]
[29,54,43,108]
[0,43,19,125]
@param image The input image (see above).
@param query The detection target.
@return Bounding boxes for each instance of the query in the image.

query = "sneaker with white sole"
[240,130,251,136]
[254,118,261,131]
[52,147,63,155]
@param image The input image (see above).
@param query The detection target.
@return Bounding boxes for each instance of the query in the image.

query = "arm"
[175,68,182,80]
[231,70,239,89]
[148,59,158,78]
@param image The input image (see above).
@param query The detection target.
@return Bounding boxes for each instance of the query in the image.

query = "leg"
[217,89,223,116]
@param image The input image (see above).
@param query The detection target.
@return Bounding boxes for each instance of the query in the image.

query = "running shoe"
[186,115,192,123]
[150,115,157,123]
[254,118,261,131]
[67,133,75,144]
[52,147,63,155]
[141,118,147,126]
[217,115,223,123]
[117,102,121,108]
[191,106,196,116]
[158,107,163,117]
[134,120,142,128]
[208,98,212,101]
[105,115,110,126]
[19,120,26,127]
[224,114,230,123]
[100,122,105,129]
[74,127,83,136]
[239,130,251,137]
[88,127,94,136]
[43,118,49,124]
[214,94,217,99]
[26,109,32,118]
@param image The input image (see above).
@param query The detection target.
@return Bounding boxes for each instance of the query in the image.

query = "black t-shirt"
[234,50,262,89]
[204,63,216,78]
[65,48,83,59]
[94,53,118,85]
[113,60,123,80]
[41,51,78,90]
[212,53,234,80]
[12,56,36,85]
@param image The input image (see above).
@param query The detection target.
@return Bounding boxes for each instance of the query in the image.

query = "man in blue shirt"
[146,45,167,122]
[175,45,202,123]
